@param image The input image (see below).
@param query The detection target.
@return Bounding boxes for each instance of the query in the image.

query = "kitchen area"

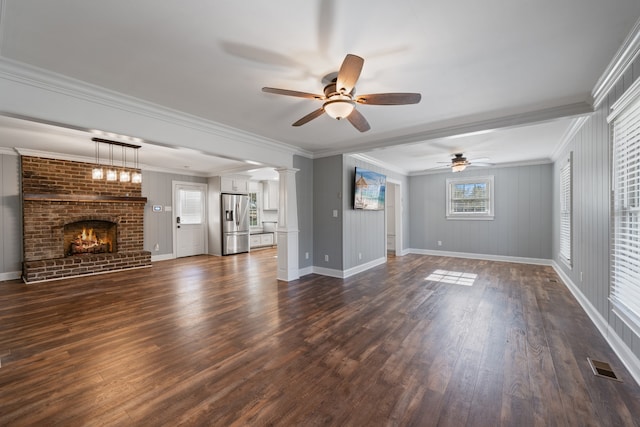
[208,173,278,256]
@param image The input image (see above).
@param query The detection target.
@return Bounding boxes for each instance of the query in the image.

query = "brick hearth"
[21,156,151,283]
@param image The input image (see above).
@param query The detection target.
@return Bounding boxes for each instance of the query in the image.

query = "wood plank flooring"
[1,250,639,426]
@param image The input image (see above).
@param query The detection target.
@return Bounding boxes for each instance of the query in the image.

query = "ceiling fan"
[439,153,493,172]
[262,54,421,132]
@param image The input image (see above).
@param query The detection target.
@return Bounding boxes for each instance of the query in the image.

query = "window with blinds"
[610,80,640,336]
[179,189,204,224]
[559,154,572,266]
[446,176,494,220]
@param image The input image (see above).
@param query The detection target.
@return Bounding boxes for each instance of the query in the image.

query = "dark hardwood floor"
[1,250,639,426]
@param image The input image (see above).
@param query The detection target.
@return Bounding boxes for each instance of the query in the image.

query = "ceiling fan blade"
[346,108,371,132]
[336,54,364,94]
[471,162,494,167]
[262,87,323,100]
[356,93,422,105]
[292,108,325,126]
[469,157,490,163]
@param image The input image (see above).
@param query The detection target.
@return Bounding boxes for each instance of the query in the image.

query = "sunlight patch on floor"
[426,269,477,286]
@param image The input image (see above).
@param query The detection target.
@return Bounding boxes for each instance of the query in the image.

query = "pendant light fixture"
[91,137,142,184]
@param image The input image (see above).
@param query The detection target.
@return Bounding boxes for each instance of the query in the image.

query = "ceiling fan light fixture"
[451,163,467,172]
[323,96,355,120]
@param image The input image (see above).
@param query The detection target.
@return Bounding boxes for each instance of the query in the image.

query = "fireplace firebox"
[64,220,116,256]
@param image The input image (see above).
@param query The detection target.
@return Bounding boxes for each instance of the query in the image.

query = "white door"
[174,182,207,257]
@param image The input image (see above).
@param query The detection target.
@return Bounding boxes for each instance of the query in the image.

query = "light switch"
[332,209,338,217]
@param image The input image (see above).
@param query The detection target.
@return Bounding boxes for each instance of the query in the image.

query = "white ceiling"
[1,0,639,175]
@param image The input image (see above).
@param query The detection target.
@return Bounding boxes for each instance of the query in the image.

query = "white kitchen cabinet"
[250,233,275,248]
[263,180,279,210]
[221,176,248,194]
[249,235,262,248]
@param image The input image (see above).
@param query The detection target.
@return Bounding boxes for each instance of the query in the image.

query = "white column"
[276,168,299,281]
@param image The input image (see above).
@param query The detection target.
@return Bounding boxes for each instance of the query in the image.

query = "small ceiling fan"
[438,153,493,172]
[262,54,421,132]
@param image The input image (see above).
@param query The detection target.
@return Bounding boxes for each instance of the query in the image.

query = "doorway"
[386,180,403,256]
[173,182,207,257]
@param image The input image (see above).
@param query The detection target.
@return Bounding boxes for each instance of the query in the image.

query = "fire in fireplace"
[64,220,117,256]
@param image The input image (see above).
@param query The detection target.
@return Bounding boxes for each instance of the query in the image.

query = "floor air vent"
[548,278,558,283]
[587,358,621,382]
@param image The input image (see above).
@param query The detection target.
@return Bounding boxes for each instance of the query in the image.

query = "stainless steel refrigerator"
[221,193,250,255]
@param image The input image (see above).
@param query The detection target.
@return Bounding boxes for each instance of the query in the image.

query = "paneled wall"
[142,170,207,257]
[294,155,313,269]
[409,163,553,260]
[553,55,640,361]
[313,155,343,269]
[0,151,21,280]
[342,155,409,270]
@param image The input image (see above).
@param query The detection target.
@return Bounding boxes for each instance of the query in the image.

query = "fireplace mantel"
[24,193,147,203]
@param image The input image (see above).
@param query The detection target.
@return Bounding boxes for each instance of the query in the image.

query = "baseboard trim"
[298,266,314,277]
[552,261,640,387]
[343,257,387,279]
[409,249,552,266]
[311,266,345,279]
[151,253,175,262]
[0,271,22,282]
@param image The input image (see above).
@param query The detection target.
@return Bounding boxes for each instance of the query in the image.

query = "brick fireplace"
[21,156,151,283]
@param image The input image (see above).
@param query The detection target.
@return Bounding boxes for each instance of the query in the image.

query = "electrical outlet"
[325,255,329,262]
[580,271,583,282]
[437,240,442,246]
[154,243,160,251]
[358,252,362,260]
[305,252,309,259]
[332,209,338,218]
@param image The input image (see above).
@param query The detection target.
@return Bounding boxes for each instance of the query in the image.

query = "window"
[178,189,203,224]
[559,154,572,266]
[248,191,259,227]
[446,176,494,220]
[609,80,640,336]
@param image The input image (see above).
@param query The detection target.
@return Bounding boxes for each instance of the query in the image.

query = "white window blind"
[179,189,203,224]
[559,154,572,265]
[610,85,640,336]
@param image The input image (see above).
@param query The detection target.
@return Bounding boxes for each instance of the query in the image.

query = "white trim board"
[553,261,640,387]
[305,257,388,279]
[409,249,552,266]
[0,271,21,282]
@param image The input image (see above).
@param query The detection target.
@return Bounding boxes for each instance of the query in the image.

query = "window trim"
[446,175,495,220]
[559,153,573,268]
[608,76,640,337]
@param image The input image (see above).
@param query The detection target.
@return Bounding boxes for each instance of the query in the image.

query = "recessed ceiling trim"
[409,158,553,176]
[316,101,594,159]
[0,57,313,158]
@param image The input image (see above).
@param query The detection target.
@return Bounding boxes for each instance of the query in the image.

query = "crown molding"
[0,146,17,156]
[13,148,213,177]
[348,153,409,176]
[0,57,313,158]
[550,116,590,161]
[592,16,640,108]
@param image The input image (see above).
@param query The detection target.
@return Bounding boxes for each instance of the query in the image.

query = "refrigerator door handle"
[236,203,240,227]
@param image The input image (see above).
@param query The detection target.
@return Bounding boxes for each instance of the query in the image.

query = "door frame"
[172,181,208,258]
[385,179,403,256]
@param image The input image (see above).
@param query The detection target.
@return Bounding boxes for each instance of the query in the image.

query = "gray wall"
[294,155,313,269]
[553,55,640,360]
[409,163,553,260]
[342,155,409,270]
[0,152,22,278]
[313,155,343,269]
[312,154,410,272]
[142,170,207,256]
